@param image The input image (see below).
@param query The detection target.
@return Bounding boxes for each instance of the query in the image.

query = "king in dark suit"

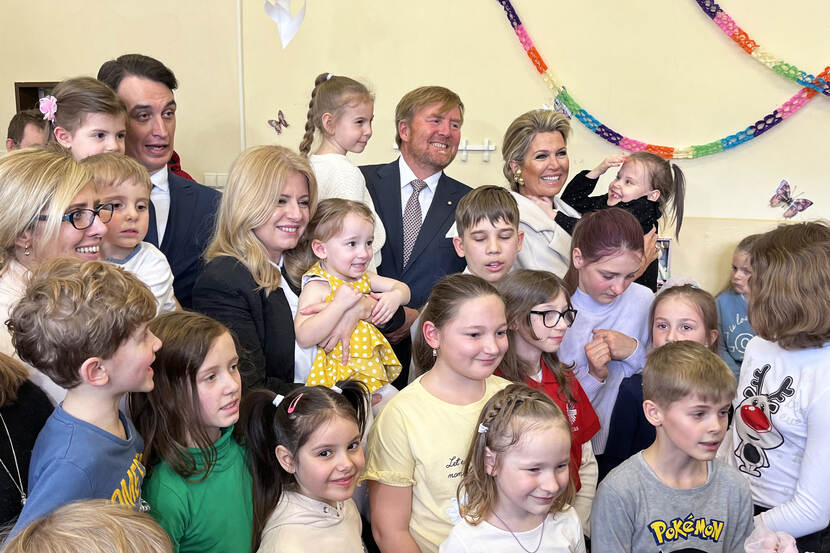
[361,86,471,382]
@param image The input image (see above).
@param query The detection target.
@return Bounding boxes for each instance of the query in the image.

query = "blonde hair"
[643,341,736,407]
[0,148,92,275]
[2,499,172,553]
[748,221,830,350]
[46,76,126,137]
[0,352,29,408]
[455,185,519,237]
[298,73,373,155]
[289,198,374,278]
[501,110,571,191]
[649,284,719,353]
[394,86,464,148]
[497,270,576,404]
[458,384,574,524]
[82,152,152,194]
[206,146,318,295]
[625,152,686,239]
[7,258,157,388]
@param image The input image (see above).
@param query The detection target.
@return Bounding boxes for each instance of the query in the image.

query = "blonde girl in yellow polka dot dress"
[294,199,409,410]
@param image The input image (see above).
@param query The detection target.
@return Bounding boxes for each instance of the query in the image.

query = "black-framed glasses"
[38,203,114,230]
[528,307,577,328]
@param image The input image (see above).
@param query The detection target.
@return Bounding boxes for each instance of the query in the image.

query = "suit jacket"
[361,160,470,309]
[192,256,297,395]
[146,172,221,308]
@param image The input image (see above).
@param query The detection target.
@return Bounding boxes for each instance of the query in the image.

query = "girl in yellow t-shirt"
[363,274,512,553]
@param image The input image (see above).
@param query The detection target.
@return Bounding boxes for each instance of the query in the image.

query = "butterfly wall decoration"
[769,180,813,219]
[268,110,289,134]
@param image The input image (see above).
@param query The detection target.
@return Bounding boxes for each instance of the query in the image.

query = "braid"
[298,73,329,155]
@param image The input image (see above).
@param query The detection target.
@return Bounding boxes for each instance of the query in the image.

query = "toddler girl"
[497,269,600,534]
[558,208,652,480]
[556,152,686,291]
[129,311,253,553]
[727,221,830,550]
[42,76,127,160]
[300,72,385,268]
[241,381,368,552]
[441,384,585,552]
[294,198,408,407]
[716,234,759,378]
[364,274,511,553]
[604,283,720,477]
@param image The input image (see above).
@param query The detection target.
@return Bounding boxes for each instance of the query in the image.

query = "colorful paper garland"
[694,0,829,97]
[497,0,830,159]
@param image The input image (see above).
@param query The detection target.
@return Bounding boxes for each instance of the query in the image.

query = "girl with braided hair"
[441,383,585,552]
[299,72,385,268]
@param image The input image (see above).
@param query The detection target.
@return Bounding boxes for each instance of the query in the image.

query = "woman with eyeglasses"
[0,147,110,404]
[495,269,600,536]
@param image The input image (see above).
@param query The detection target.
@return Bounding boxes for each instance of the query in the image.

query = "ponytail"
[669,163,685,239]
[240,381,368,550]
[298,73,330,156]
[297,73,373,156]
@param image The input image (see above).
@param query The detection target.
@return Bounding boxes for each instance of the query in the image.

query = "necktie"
[402,179,428,267]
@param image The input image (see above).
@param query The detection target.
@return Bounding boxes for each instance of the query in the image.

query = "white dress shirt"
[150,166,171,244]
[398,157,442,223]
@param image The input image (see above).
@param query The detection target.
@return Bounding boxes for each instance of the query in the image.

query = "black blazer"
[146,172,221,308]
[361,160,470,309]
[192,256,297,395]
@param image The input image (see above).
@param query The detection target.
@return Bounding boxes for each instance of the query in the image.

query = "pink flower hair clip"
[39,96,58,123]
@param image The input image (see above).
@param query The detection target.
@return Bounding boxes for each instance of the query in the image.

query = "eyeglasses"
[38,203,114,230]
[528,307,577,328]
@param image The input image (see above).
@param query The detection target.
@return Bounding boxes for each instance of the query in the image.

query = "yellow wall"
[2,0,826,291]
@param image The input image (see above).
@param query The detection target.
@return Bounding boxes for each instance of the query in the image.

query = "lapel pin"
[447,201,452,205]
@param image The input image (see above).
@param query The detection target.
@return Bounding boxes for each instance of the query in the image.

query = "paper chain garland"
[497,0,830,159]
[694,0,829,97]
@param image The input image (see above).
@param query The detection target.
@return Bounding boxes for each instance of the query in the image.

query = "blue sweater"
[559,284,653,454]
[9,406,146,538]
[715,290,755,379]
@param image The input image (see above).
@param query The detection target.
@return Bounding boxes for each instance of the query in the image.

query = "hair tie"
[272,394,285,408]
[39,96,57,122]
[331,385,342,394]
[287,393,303,414]
[326,73,334,81]
[478,423,488,434]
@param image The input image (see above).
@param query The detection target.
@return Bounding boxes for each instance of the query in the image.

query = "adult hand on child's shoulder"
[527,195,557,219]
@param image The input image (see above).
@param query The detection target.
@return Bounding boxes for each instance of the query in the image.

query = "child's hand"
[585,337,611,382]
[333,284,363,308]
[593,154,627,175]
[592,329,637,360]
[526,195,557,220]
[370,290,403,327]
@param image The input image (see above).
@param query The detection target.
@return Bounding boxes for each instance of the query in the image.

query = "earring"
[432,348,438,358]
[23,245,31,257]
[513,168,524,186]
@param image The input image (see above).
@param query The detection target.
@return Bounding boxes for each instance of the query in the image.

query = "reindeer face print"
[733,364,794,477]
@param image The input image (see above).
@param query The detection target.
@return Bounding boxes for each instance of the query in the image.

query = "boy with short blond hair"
[7,258,161,538]
[591,341,753,552]
[82,152,177,313]
[452,185,524,283]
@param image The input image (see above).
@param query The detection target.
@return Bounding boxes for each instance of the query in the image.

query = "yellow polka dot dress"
[304,262,401,392]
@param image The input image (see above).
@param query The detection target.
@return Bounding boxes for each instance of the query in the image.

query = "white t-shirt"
[440,509,585,553]
[108,242,176,314]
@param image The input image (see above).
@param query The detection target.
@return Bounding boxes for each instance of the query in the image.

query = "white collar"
[150,166,169,192]
[398,156,441,191]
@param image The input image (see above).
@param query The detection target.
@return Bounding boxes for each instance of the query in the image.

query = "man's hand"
[386,306,420,344]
